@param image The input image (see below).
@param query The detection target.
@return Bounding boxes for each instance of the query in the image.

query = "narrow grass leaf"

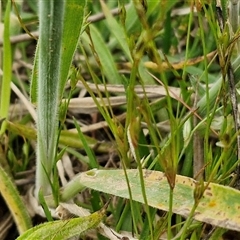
[0,0,12,134]
[0,165,32,234]
[58,0,87,98]
[73,117,99,168]
[16,209,105,240]
[60,130,111,153]
[78,169,240,232]
[38,188,54,222]
[35,1,65,195]
[30,42,38,104]
[100,0,132,61]
[85,25,123,84]
[197,77,222,115]
[6,120,112,153]
[125,2,140,34]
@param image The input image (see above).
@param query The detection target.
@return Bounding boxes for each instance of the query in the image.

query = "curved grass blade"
[0,165,32,234]
[16,208,105,240]
[5,120,112,153]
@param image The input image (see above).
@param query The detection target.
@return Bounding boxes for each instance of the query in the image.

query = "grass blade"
[0,0,12,134]
[35,1,65,196]
[77,169,240,232]
[58,0,87,98]
[0,165,32,234]
[73,117,98,168]
[17,207,105,240]
[84,25,123,84]
[6,120,112,153]
[100,0,132,61]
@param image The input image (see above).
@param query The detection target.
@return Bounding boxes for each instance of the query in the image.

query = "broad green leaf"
[78,169,240,232]
[0,166,32,234]
[31,1,87,103]
[35,0,66,195]
[17,209,105,240]
[33,0,87,195]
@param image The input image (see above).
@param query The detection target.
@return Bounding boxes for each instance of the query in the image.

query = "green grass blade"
[100,0,132,61]
[35,1,87,196]
[58,0,87,99]
[5,121,112,153]
[77,169,240,232]
[30,42,38,104]
[17,208,105,240]
[38,188,54,222]
[0,0,12,134]
[0,165,32,234]
[73,117,98,168]
[84,25,123,84]
[35,0,65,196]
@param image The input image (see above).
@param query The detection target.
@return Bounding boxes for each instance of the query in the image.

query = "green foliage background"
[1,0,240,239]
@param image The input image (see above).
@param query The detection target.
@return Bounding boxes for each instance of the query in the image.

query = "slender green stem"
[167,187,173,240]
[128,119,154,239]
[180,203,198,240]
[0,0,11,134]
[182,2,193,78]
